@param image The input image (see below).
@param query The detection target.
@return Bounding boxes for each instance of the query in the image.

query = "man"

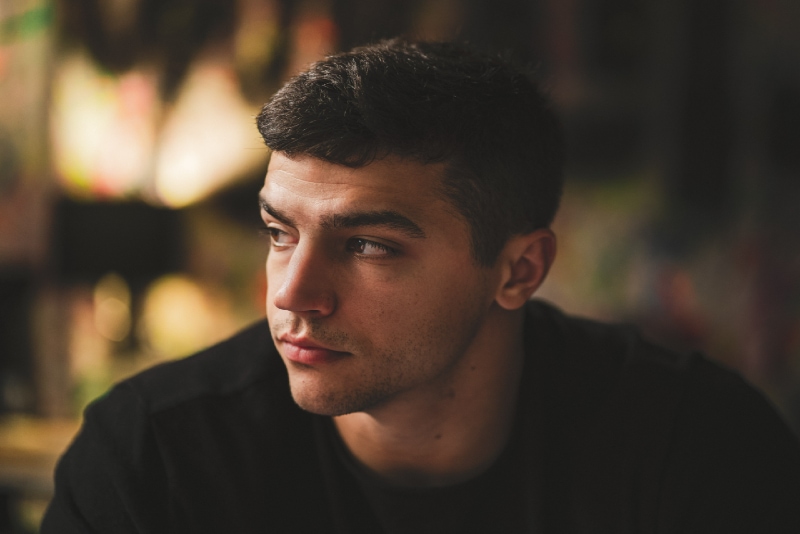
[43,40,800,533]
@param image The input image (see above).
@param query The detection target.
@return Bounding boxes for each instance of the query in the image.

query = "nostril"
[274,291,336,315]
[272,272,336,316]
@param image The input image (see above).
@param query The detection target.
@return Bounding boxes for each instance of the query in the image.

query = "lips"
[278,336,350,365]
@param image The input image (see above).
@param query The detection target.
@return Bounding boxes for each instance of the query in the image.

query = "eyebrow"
[259,196,426,239]
[259,197,297,227]
[323,211,426,239]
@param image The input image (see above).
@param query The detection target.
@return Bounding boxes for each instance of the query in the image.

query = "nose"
[272,242,336,317]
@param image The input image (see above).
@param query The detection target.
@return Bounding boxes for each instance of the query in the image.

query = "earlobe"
[495,229,556,310]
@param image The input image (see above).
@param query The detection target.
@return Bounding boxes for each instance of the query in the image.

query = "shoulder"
[523,299,772,410]
[524,300,800,531]
[113,318,282,415]
[524,299,702,428]
[524,299,798,443]
[42,320,303,533]
[525,298,693,373]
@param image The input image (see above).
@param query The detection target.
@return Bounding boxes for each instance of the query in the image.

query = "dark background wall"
[1,0,799,425]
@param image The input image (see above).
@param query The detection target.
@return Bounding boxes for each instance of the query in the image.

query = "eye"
[347,238,398,258]
[260,225,295,248]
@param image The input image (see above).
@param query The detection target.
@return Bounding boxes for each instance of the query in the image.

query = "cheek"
[349,266,470,330]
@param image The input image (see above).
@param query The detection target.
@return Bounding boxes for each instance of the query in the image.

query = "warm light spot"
[153,59,268,208]
[93,272,132,342]
[138,274,235,358]
[68,287,110,382]
[49,53,158,199]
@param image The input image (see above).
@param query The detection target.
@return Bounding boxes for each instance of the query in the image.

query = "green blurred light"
[0,3,53,44]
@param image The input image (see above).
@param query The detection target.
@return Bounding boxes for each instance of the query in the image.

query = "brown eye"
[347,238,397,257]
[268,228,294,247]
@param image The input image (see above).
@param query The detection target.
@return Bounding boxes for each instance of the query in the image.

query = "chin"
[290,391,361,417]
[288,380,387,417]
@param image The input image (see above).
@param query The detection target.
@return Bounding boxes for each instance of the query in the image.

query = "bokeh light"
[50,52,158,199]
[153,58,267,208]
[92,272,132,343]
[137,274,237,359]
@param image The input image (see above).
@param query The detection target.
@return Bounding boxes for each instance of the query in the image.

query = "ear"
[494,229,556,310]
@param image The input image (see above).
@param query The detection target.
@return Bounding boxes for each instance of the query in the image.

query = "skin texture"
[261,152,555,486]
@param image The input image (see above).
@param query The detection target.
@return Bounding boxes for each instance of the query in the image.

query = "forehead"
[260,153,454,222]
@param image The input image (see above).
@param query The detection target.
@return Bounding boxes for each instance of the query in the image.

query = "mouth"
[277,336,350,366]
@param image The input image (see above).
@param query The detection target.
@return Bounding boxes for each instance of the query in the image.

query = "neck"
[333,306,525,488]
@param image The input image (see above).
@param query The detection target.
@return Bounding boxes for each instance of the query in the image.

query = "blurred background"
[0,0,799,531]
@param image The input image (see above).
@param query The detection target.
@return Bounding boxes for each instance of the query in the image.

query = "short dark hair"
[256,39,564,265]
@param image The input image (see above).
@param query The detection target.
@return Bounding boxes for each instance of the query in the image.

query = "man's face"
[260,152,501,416]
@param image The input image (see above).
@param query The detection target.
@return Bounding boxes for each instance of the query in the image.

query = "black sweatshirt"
[42,301,800,533]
